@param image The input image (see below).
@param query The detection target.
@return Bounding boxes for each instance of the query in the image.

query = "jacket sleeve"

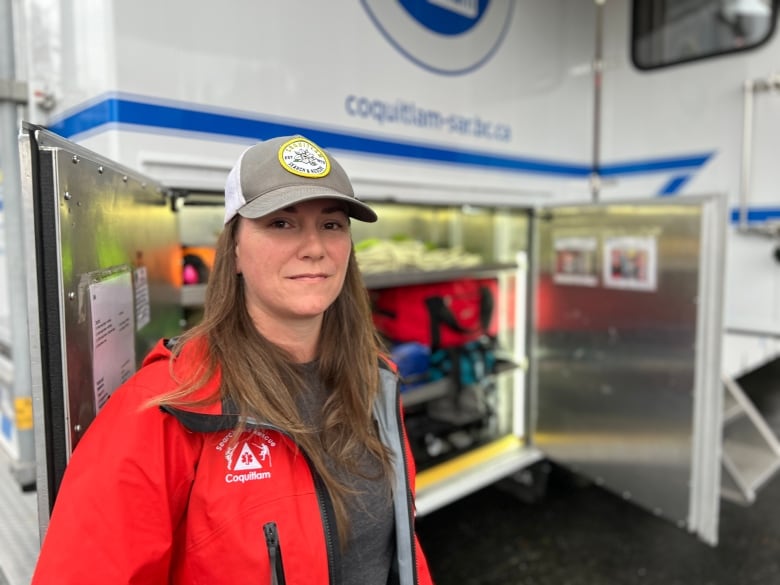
[31,371,201,585]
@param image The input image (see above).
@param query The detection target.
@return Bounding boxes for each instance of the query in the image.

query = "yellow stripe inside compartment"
[415,434,524,491]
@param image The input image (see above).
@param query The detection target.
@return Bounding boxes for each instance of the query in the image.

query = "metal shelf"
[180,263,519,308]
[400,360,519,409]
[401,378,451,408]
[363,262,518,289]
[414,435,543,517]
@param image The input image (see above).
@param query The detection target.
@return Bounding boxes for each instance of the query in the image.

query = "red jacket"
[32,339,434,585]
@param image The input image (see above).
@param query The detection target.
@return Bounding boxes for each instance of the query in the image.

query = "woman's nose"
[298,226,326,258]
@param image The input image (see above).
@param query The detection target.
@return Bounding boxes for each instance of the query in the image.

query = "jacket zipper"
[251,426,338,584]
[169,395,392,584]
[263,522,286,585]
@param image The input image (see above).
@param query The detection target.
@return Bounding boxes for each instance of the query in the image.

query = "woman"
[32,135,434,585]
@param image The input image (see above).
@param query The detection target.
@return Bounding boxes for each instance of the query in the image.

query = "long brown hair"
[157,217,394,545]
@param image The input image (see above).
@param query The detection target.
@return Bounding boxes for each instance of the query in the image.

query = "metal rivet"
[64,191,71,200]
[74,424,82,433]
[98,166,104,174]
[72,155,79,164]
[68,292,76,300]
[122,175,128,182]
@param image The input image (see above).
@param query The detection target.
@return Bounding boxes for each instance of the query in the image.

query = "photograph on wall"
[603,235,658,291]
[553,235,599,286]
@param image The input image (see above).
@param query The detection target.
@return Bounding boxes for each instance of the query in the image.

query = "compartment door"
[532,196,725,545]
[19,125,182,525]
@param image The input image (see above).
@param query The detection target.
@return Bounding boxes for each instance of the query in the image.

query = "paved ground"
[417,463,780,585]
[3,445,780,585]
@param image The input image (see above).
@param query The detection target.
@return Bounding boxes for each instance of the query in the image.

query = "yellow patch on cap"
[278,137,331,178]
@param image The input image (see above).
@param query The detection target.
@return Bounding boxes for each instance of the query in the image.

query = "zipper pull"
[263,522,287,585]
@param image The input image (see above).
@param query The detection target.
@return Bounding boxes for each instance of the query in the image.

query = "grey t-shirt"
[295,362,395,585]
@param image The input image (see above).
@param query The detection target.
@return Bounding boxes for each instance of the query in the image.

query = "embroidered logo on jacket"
[216,430,276,484]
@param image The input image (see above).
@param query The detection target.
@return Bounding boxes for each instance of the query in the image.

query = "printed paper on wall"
[553,236,598,286]
[89,271,136,412]
[603,236,658,292]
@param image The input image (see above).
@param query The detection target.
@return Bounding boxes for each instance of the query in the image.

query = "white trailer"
[4,0,780,546]
[13,0,779,346]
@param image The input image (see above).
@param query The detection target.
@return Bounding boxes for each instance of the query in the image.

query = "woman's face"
[234,198,352,329]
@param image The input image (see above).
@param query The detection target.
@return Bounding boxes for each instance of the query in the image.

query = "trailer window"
[632,0,777,69]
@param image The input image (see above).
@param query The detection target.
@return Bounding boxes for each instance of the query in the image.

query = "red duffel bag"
[370,278,498,349]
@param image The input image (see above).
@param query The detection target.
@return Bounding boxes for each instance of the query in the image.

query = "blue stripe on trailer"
[730,207,780,224]
[48,95,712,179]
[48,96,589,177]
[43,98,780,227]
[658,174,692,196]
[600,154,713,177]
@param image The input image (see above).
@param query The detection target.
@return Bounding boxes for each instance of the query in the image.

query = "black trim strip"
[631,0,780,71]
[309,461,340,585]
[25,124,68,512]
[161,405,238,433]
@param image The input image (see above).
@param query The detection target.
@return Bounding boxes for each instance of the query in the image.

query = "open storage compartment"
[175,196,538,513]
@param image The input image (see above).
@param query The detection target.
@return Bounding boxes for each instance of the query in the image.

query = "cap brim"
[237,185,377,223]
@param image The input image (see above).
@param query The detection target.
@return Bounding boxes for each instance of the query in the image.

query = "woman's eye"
[269,219,290,229]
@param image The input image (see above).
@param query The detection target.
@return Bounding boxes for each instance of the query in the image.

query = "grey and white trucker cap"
[223,135,377,224]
